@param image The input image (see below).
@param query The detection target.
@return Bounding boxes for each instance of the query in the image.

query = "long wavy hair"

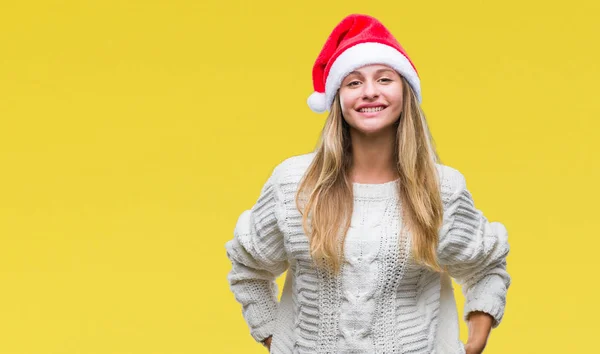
[295,76,445,274]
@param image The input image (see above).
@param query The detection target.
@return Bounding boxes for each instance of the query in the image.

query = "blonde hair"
[295,76,445,274]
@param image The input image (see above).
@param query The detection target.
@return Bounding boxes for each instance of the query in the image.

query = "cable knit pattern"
[225,152,510,353]
[338,183,397,353]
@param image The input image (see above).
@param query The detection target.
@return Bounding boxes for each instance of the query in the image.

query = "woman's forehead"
[346,64,398,77]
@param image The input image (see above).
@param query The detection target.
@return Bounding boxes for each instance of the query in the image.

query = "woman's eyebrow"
[375,68,396,75]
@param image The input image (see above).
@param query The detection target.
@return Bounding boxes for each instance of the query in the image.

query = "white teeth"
[359,106,385,113]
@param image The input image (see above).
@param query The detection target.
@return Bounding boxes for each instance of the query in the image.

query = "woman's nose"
[362,81,379,99]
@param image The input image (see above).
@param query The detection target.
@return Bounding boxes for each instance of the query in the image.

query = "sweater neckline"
[352,178,400,200]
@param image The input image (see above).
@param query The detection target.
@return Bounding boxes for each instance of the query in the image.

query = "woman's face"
[339,64,404,135]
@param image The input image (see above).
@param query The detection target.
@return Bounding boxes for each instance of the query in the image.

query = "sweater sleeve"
[437,167,511,328]
[224,167,289,343]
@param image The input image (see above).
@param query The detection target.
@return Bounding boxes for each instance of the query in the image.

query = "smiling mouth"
[357,106,386,113]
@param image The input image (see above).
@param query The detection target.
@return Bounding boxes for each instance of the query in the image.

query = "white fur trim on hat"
[324,42,421,111]
[307,91,327,113]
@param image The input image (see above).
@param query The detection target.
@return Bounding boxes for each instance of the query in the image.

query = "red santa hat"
[307,14,421,113]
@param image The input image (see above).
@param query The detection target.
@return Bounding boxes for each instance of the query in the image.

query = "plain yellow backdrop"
[1,0,598,353]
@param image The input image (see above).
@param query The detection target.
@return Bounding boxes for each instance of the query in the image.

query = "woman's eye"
[379,78,392,82]
[348,81,360,86]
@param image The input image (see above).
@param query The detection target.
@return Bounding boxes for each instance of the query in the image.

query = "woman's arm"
[464,311,493,354]
[437,167,511,344]
[225,167,289,344]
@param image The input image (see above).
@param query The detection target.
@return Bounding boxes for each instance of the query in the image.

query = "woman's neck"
[349,129,398,184]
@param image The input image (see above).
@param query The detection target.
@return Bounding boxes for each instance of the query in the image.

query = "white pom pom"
[307,91,327,113]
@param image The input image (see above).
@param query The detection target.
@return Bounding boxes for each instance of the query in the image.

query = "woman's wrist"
[465,311,493,352]
[261,335,272,348]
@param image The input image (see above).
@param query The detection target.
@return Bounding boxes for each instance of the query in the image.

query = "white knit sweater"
[225,152,511,353]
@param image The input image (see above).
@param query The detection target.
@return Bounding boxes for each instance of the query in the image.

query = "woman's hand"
[261,336,272,351]
[464,311,493,354]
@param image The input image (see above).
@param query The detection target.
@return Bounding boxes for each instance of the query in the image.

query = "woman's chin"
[353,123,395,136]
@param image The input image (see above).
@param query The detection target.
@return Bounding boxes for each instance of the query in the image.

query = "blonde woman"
[225,14,510,354]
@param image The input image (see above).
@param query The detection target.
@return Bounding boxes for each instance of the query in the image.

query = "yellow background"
[1,0,598,353]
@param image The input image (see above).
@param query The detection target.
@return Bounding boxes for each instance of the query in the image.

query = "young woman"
[225,14,511,354]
